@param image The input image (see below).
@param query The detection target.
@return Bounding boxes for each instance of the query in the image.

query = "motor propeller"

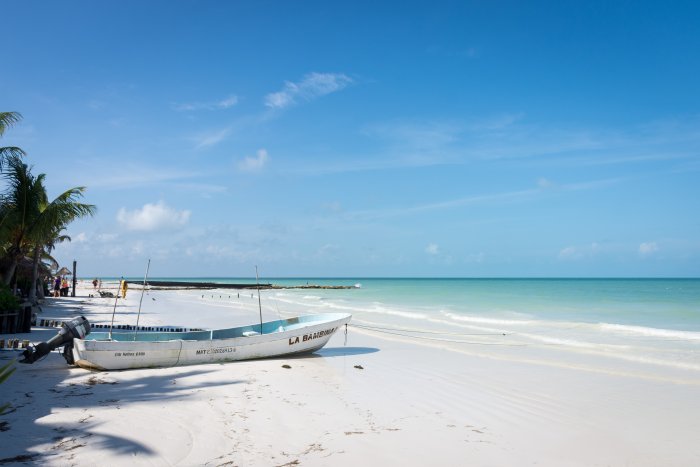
[19,316,91,365]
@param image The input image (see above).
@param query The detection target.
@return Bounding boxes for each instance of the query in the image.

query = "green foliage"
[0,112,23,135]
[0,110,95,295]
[0,111,26,169]
[0,359,16,415]
[0,285,19,311]
[15,277,31,297]
[0,152,96,287]
[0,359,15,384]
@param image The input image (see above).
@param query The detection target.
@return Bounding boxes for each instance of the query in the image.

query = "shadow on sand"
[315,346,380,357]
[0,352,243,464]
[0,342,377,463]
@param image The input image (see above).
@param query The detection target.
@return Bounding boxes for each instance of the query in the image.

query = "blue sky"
[2,1,699,277]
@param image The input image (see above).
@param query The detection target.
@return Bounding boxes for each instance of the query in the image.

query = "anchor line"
[350,323,509,337]
[348,323,526,347]
[175,340,184,366]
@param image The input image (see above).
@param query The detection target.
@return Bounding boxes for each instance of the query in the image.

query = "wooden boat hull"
[72,313,351,370]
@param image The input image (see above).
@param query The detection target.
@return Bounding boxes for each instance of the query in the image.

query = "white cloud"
[193,127,232,149]
[217,96,239,109]
[117,201,191,231]
[238,149,269,172]
[558,246,580,260]
[468,112,524,131]
[537,177,554,188]
[96,233,118,243]
[265,91,295,109]
[365,120,462,151]
[426,243,440,255]
[67,159,204,190]
[639,242,659,255]
[130,240,145,255]
[558,242,604,260]
[321,201,342,213]
[73,232,88,243]
[329,175,619,223]
[173,95,239,111]
[265,72,353,109]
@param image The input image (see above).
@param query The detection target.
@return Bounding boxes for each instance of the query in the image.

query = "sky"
[2,0,699,278]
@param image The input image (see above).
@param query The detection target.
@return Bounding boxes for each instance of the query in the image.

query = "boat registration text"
[196,347,236,355]
[288,327,336,345]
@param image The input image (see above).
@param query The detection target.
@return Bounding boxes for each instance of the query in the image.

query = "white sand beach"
[1,281,699,466]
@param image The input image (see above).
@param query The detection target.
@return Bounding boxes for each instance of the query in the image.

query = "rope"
[175,340,183,366]
[350,323,509,337]
[348,323,527,347]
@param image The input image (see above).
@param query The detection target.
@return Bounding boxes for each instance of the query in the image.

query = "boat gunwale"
[80,312,352,343]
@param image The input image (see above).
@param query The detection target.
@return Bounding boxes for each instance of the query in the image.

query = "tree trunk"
[28,245,41,304]
[2,245,23,286]
[2,260,17,286]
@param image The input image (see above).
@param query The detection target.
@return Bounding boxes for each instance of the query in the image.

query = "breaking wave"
[599,323,700,341]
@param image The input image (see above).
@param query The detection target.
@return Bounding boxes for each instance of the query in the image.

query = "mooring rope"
[175,340,184,366]
[350,323,508,336]
[348,323,527,346]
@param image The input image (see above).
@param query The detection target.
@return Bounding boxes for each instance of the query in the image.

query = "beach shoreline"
[128,281,356,290]
[1,280,699,466]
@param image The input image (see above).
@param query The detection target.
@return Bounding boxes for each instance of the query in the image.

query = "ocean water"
[153,277,700,330]
[138,277,700,373]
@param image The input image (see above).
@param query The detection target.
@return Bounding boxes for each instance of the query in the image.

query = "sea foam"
[599,323,700,341]
[443,311,534,326]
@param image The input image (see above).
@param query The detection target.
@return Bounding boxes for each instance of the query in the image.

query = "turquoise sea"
[120,277,699,373]
[143,277,700,331]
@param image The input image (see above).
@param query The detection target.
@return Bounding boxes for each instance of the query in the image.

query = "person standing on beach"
[120,280,128,299]
[53,277,61,297]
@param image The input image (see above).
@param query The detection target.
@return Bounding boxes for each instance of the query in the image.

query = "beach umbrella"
[56,266,72,276]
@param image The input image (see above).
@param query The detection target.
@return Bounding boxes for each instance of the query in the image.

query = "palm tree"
[26,192,94,303]
[27,241,60,301]
[0,112,26,169]
[0,155,39,283]
[0,156,96,290]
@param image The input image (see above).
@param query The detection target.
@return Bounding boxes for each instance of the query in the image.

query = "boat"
[20,313,352,371]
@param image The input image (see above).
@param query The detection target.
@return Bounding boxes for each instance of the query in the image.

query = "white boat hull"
[72,313,351,370]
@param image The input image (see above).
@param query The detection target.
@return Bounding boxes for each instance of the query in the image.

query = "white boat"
[72,313,352,370]
[20,313,352,371]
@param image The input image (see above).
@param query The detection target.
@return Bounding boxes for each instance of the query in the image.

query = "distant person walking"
[120,280,128,299]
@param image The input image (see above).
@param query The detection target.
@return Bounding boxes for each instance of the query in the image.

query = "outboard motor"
[19,316,91,365]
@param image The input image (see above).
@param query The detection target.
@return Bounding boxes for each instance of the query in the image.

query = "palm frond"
[41,251,60,271]
[0,359,16,384]
[0,147,26,159]
[0,359,16,415]
[0,112,22,136]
